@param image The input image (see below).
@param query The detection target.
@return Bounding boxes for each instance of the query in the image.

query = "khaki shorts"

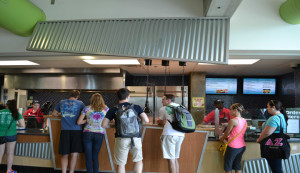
[161,135,184,159]
[114,137,143,165]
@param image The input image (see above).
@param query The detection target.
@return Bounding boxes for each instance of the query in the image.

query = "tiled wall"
[126,74,296,119]
[27,90,119,112]
[21,72,299,119]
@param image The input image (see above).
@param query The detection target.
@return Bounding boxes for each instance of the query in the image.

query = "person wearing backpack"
[157,94,185,173]
[101,88,149,173]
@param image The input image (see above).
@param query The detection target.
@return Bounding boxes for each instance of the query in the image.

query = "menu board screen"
[206,78,237,94]
[243,78,276,95]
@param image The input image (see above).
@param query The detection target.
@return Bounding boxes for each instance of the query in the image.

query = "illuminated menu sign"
[206,78,237,94]
[243,78,276,95]
[286,108,300,134]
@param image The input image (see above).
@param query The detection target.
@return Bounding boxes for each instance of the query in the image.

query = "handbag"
[0,120,14,145]
[259,116,290,159]
[218,120,247,156]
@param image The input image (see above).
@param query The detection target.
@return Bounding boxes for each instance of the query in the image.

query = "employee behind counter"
[23,100,44,128]
[201,99,232,125]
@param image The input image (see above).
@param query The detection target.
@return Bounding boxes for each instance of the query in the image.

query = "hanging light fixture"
[143,59,152,114]
[179,61,186,106]
[162,60,169,94]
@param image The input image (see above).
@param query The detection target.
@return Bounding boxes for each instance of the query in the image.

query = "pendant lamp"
[162,60,169,94]
[143,59,152,114]
[179,61,186,106]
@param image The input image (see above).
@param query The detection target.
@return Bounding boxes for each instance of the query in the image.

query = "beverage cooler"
[126,86,188,124]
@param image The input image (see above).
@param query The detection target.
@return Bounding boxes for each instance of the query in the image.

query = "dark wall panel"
[27,90,118,112]
[125,75,189,86]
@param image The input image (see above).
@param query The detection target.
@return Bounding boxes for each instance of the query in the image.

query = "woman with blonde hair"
[0,100,25,173]
[220,103,248,173]
[77,93,109,173]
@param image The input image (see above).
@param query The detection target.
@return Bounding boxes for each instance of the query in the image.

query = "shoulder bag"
[0,120,14,144]
[259,115,290,159]
[218,120,247,156]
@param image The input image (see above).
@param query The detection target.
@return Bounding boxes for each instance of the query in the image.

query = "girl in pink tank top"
[220,103,248,173]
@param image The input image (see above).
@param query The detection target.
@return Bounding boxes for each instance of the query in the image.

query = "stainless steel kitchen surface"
[126,86,188,122]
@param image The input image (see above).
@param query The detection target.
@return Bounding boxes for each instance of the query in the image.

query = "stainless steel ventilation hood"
[27,18,229,64]
[4,69,125,90]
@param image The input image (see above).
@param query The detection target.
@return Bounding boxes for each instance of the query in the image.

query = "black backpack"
[167,105,196,133]
[115,104,141,138]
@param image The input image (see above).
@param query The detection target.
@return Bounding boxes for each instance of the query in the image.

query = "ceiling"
[0,0,299,77]
[0,53,300,76]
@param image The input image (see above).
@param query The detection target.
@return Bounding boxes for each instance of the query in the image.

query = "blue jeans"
[83,132,104,173]
[266,158,283,173]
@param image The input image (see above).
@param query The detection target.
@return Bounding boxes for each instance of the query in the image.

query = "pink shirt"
[228,117,247,148]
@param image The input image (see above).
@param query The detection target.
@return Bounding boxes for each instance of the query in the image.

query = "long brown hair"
[90,93,106,111]
[268,100,288,123]
[7,99,19,120]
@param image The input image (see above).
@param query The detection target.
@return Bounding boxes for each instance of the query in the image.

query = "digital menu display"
[206,78,237,94]
[243,78,276,95]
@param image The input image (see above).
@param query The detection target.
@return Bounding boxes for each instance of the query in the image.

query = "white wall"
[0,0,299,56]
[0,0,203,55]
[230,0,300,51]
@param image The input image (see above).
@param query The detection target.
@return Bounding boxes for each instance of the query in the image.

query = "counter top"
[208,137,300,143]
[17,128,49,136]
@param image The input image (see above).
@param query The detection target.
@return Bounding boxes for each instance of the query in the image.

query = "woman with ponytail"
[256,100,288,173]
[220,103,248,173]
[77,93,109,173]
[0,100,25,173]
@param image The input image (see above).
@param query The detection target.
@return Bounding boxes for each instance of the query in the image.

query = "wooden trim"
[17,135,50,143]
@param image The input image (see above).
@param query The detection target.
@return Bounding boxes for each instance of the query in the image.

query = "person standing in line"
[219,103,248,173]
[101,88,149,173]
[0,100,25,173]
[23,100,44,128]
[157,94,185,173]
[52,90,85,173]
[77,93,109,173]
[256,100,288,173]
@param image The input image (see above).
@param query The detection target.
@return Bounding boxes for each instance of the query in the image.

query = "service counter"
[201,137,300,172]
[48,118,209,172]
[1,118,300,173]
[1,128,53,168]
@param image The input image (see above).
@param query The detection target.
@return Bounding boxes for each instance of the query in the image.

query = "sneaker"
[7,170,17,173]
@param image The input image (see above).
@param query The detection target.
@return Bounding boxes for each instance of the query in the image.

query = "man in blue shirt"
[52,90,85,173]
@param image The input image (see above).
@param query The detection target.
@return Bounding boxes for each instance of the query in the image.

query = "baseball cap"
[214,99,224,104]
[32,100,40,104]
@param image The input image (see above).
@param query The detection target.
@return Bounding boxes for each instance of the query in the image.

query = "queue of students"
[0,88,289,173]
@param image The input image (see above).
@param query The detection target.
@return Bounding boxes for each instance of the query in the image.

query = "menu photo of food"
[263,89,271,94]
[216,89,228,93]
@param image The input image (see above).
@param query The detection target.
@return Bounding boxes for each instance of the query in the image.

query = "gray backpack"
[115,104,140,138]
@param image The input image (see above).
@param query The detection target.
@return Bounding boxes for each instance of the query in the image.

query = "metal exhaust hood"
[27,18,229,64]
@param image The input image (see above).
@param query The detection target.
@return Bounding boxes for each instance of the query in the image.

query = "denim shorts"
[1,135,17,143]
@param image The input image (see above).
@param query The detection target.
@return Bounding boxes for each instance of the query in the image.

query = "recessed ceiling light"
[0,60,39,66]
[82,56,95,60]
[84,59,140,65]
[198,63,216,65]
[228,59,260,65]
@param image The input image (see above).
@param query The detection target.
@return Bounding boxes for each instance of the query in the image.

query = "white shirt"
[158,103,185,137]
